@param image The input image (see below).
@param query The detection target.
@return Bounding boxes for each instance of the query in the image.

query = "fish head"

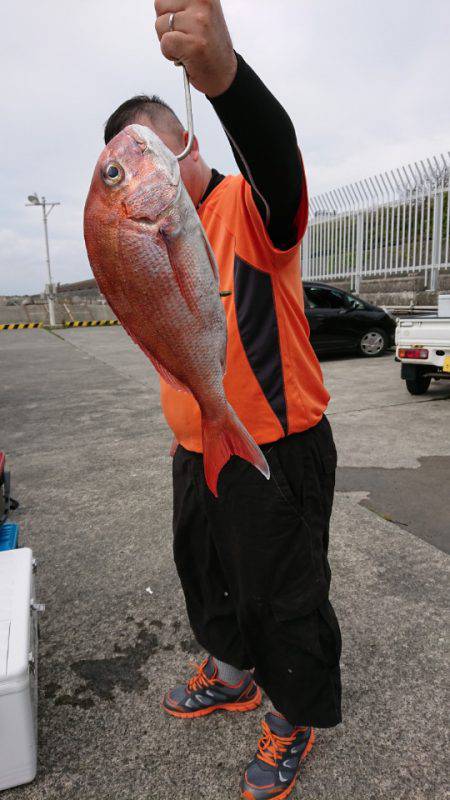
[85,124,181,231]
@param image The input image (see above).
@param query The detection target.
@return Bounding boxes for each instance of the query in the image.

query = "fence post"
[302,228,310,279]
[354,212,364,294]
[430,189,443,292]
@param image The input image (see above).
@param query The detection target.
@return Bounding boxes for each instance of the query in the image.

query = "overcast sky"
[1,0,449,294]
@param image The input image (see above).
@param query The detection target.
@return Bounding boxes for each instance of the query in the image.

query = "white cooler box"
[0,547,43,791]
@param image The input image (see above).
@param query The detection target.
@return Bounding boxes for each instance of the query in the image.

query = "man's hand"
[154,0,237,97]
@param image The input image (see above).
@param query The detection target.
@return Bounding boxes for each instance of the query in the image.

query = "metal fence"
[303,152,450,291]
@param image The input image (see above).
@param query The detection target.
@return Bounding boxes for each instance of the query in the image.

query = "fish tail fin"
[202,405,270,497]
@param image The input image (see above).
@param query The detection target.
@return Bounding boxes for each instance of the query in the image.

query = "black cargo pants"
[172,414,342,728]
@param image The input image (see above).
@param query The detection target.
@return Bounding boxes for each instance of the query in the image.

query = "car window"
[304,286,346,309]
[343,293,365,310]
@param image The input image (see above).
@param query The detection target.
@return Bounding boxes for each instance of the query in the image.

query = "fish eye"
[102,162,124,186]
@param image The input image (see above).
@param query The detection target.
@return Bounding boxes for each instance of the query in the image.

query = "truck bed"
[396,317,450,349]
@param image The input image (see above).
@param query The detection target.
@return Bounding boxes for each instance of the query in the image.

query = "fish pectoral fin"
[160,228,200,316]
[147,351,190,393]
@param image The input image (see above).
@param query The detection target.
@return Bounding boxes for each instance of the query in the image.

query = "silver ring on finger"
[168,12,176,32]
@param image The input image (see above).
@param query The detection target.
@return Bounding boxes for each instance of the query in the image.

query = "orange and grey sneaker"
[240,713,315,800]
[162,656,262,719]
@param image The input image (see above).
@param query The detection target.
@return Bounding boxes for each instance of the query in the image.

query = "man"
[105,2,342,797]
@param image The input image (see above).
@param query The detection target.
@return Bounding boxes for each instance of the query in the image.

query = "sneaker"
[162,656,262,719]
[240,712,315,800]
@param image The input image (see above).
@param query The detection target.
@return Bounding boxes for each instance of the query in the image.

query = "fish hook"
[177,66,195,162]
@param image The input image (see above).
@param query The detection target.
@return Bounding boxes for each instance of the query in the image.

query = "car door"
[304,286,359,352]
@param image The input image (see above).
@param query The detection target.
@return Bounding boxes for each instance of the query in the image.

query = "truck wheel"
[405,376,431,395]
[359,328,389,357]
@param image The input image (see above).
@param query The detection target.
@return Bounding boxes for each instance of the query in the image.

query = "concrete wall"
[319,272,450,307]
[2,271,450,324]
[0,302,115,325]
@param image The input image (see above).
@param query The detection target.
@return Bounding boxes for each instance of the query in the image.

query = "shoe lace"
[187,658,216,692]
[256,720,297,768]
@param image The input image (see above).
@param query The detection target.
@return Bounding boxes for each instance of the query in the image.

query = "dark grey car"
[303,282,396,357]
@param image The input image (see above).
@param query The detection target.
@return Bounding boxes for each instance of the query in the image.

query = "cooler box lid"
[0,548,32,687]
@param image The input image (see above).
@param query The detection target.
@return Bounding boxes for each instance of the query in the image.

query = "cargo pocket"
[264,446,303,516]
[258,593,342,728]
[271,594,341,668]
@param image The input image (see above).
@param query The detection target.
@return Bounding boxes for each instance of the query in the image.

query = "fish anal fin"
[147,352,189,393]
[113,312,189,393]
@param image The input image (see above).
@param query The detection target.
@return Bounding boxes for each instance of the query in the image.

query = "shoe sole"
[162,686,262,719]
[240,728,315,800]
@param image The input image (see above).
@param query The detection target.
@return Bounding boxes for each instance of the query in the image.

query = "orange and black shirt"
[160,53,330,451]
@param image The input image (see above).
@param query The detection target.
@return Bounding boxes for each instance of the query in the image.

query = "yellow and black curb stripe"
[0,322,44,331]
[64,319,120,328]
[0,320,121,330]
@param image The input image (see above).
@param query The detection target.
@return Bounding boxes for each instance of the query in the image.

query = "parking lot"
[1,328,449,800]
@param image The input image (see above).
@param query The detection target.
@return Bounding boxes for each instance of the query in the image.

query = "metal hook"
[177,66,194,162]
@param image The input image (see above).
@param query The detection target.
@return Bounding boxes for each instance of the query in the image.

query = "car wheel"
[405,376,431,395]
[358,328,389,357]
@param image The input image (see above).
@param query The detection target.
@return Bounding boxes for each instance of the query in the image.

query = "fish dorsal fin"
[200,224,219,284]
[199,225,226,375]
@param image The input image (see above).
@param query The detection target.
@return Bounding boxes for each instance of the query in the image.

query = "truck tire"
[405,375,431,395]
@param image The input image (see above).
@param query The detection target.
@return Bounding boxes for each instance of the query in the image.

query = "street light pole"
[41,198,57,327]
[26,193,60,327]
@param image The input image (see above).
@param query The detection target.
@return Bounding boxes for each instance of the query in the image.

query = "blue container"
[0,522,19,551]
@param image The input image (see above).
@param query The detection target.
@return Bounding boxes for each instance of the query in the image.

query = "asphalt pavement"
[1,328,448,800]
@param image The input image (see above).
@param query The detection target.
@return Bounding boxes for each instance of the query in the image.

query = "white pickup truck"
[395,294,450,394]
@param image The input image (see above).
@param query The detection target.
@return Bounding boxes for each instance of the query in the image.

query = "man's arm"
[208,52,303,250]
[154,0,305,250]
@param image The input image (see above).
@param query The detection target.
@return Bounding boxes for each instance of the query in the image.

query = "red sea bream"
[83,124,269,495]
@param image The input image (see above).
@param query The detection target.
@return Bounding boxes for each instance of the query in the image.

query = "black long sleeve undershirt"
[203,52,304,251]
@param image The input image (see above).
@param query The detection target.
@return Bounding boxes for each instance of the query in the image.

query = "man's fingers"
[154,0,186,17]
[155,10,190,40]
[160,30,193,64]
